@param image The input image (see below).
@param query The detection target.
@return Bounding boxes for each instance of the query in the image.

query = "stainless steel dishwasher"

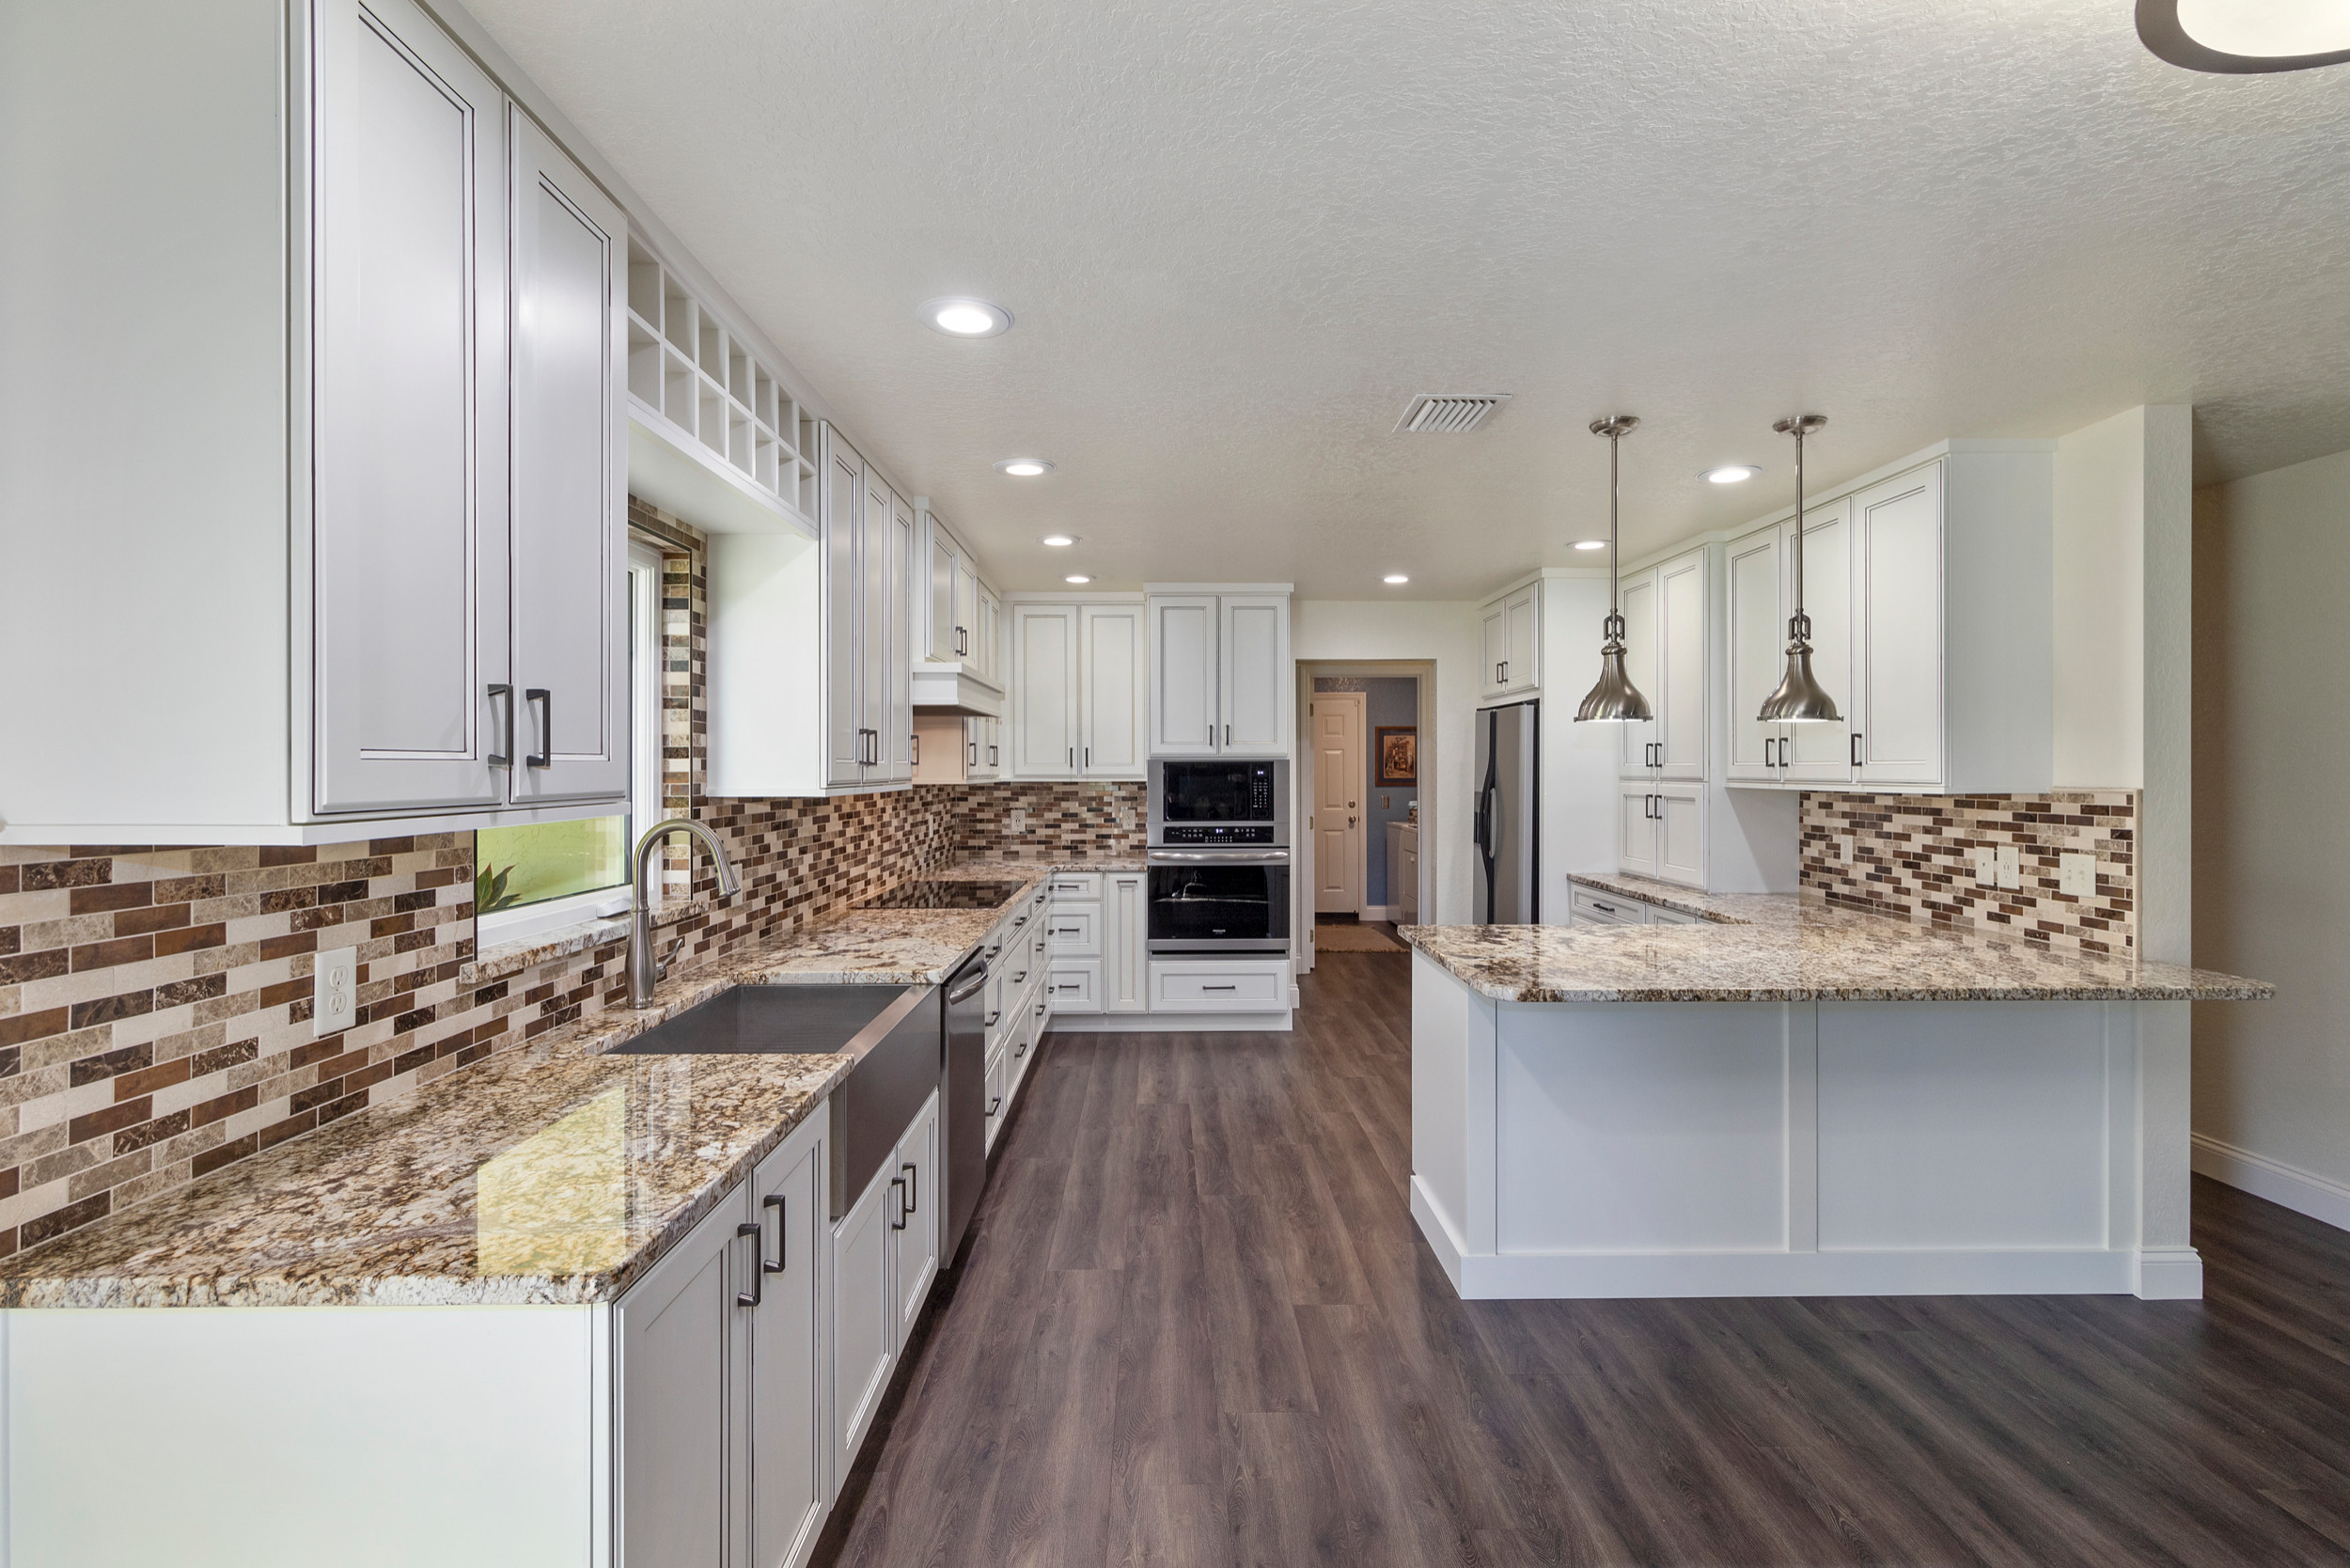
[940,949,991,1263]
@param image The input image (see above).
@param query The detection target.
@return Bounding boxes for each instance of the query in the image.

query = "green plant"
[476,862,522,914]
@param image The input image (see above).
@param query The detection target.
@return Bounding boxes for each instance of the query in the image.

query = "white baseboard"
[1409,1177,2184,1300]
[1357,904,1397,922]
[2192,1133,2350,1234]
[1045,1011,1292,1035]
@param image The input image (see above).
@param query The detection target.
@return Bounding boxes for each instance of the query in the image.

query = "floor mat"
[1315,921,1406,951]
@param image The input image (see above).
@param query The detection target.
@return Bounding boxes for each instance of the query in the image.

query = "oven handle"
[1147,849,1291,864]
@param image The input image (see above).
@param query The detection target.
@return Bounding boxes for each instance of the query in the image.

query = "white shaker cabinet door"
[925,523,961,665]
[1151,596,1218,755]
[1655,785,1705,886]
[884,493,915,782]
[618,1190,746,1568]
[822,441,866,787]
[1726,525,1785,783]
[829,1162,897,1491]
[1656,551,1706,781]
[1081,604,1146,776]
[311,0,509,815]
[1010,604,1079,776]
[747,1131,825,1568]
[890,1092,941,1345]
[506,111,627,806]
[858,470,895,781]
[1781,500,1856,784]
[1105,871,1149,1014]
[1502,586,1540,696]
[1618,787,1660,880]
[1853,463,1946,788]
[1479,603,1509,698]
[1219,594,1290,754]
[1615,572,1659,776]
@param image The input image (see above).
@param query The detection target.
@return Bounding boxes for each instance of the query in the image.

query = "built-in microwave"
[1148,759,1289,847]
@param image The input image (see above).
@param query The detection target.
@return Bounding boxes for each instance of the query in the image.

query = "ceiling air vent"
[1394,393,1512,433]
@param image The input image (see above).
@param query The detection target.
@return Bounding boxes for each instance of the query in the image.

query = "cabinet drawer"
[1045,871,1101,900]
[1046,961,1100,1013]
[1648,904,1703,926]
[1149,959,1291,1012]
[1044,904,1101,956]
[1570,886,1645,925]
[983,1046,1007,1154]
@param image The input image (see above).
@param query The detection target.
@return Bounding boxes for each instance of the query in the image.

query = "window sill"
[462,890,716,988]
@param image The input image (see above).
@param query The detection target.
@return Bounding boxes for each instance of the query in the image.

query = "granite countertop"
[1402,897,2275,1004]
[0,859,1132,1309]
[1566,871,1793,926]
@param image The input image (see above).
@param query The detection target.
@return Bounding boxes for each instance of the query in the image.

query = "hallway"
[820,951,2350,1567]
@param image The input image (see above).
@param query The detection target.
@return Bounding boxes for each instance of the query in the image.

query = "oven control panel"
[1160,823,1278,845]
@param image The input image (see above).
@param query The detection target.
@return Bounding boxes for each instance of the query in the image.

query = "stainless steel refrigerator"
[1473,700,1538,923]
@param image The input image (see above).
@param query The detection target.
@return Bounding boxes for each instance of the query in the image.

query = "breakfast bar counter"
[1401,901,2271,1303]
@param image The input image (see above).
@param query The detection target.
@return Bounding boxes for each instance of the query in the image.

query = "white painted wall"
[1294,602,1480,924]
[2190,444,2350,1226]
[2053,409,2149,790]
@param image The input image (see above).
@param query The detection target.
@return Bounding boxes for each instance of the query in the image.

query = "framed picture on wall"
[1375,727,1418,787]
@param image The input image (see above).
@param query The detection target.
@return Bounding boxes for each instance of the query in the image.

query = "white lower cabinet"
[618,1106,826,1568]
[889,1092,941,1347]
[1104,871,1149,1013]
[1047,960,1102,1012]
[983,1044,1008,1153]
[1619,784,1704,887]
[1148,958,1292,1011]
[827,1143,898,1488]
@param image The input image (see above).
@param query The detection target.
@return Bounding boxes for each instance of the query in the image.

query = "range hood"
[911,661,1004,717]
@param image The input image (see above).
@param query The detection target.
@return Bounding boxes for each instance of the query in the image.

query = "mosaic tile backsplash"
[1799,791,2138,956]
[0,500,1146,1259]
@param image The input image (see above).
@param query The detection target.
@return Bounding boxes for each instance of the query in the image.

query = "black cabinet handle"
[1764,736,1776,768]
[1034,1000,1046,1016]
[986,1095,1001,1117]
[1012,970,1027,984]
[1203,983,1237,991]
[988,744,998,766]
[525,689,552,768]
[762,1193,786,1273]
[487,684,512,768]
[902,1161,918,1216]
[890,1176,908,1231]
[1593,901,1616,914]
[1851,731,1863,768]
[985,1010,1000,1026]
[735,1222,763,1306]
[970,740,979,767]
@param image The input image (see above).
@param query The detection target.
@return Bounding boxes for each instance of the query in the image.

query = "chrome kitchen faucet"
[629,820,743,1008]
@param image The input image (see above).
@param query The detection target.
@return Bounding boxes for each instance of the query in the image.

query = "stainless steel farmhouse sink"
[612,982,942,1221]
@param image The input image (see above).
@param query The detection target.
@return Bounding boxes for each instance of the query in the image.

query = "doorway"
[1296,666,1429,973]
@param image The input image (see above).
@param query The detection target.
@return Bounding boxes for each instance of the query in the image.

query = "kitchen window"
[475,539,668,947]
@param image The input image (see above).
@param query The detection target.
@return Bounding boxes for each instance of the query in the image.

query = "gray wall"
[1317,676,1419,907]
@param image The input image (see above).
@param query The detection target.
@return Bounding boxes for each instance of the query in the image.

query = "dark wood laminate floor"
[819,952,2350,1568]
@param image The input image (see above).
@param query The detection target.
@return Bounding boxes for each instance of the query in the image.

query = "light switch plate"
[315,946,357,1037]
[1972,846,1998,886]
[1996,844,2023,890]
[2060,852,2097,898]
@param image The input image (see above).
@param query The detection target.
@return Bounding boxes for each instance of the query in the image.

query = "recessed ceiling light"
[1384,573,1410,585]
[920,297,1011,337]
[1573,539,1608,551]
[1041,533,1076,547]
[1064,573,1091,585]
[2140,0,2350,72]
[996,458,1054,477]
[1704,464,1762,484]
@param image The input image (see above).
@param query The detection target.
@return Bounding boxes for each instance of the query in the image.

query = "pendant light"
[1757,414,1842,724]
[1574,416,1653,724]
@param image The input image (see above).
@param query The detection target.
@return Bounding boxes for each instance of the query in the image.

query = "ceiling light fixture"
[996,459,1054,477]
[1064,574,1091,585]
[1384,573,1410,585]
[1572,539,1607,551]
[1704,464,1762,484]
[2138,0,2350,71]
[920,297,1012,337]
[1041,533,1076,547]
[1574,416,1654,725]
[1757,415,1843,725]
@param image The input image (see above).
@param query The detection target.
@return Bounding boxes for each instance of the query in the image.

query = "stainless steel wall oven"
[1145,851,1291,954]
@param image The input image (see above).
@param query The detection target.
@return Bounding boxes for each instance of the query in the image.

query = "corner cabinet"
[1723,446,2054,795]
[1007,597,1149,779]
[1145,588,1293,756]
[2,0,629,843]
[706,426,915,797]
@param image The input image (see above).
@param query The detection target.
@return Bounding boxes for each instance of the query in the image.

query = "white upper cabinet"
[0,0,639,842]
[1079,604,1147,776]
[1150,596,1219,756]
[1719,446,2053,796]
[882,489,914,783]
[1143,588,1291,757]
[925,522,963,664]
[822,443,868,787]
[1479,582,1540,701]
[1010,604,1080,776]
[506,111,629,807]
[1615,548,1706,781]
[1615,572,1657,774]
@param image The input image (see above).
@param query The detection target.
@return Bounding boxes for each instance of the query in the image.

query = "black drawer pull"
[1202,983,1238,991]
[735,1222,763,1306]
[889,1176,908,1231]
[761,1194,786,1273]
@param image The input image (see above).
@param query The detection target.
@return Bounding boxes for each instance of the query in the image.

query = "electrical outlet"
[1996,844,2022,891]
[1972,846,1998,886]
[315,946,357,1037]
[2060,852,2097,898]
[1838,833,1856,865]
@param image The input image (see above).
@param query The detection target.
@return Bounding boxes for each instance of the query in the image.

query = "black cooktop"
[856,879,1026,911]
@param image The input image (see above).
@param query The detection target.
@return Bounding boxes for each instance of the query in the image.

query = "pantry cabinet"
[1479,582,1541,701]
[1722,446,2051,795]
[1616,548,1706,783]
[2,0,631,842]
[1145,588,1292,755]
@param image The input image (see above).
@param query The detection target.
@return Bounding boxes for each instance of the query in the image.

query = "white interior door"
[1311,693,1365,915]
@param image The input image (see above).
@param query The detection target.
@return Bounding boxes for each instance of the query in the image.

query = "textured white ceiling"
[465,0,2350,596]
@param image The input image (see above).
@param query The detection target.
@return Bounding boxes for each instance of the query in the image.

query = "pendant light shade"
[1574,416,1654,725]
[1757,414,1843,725]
